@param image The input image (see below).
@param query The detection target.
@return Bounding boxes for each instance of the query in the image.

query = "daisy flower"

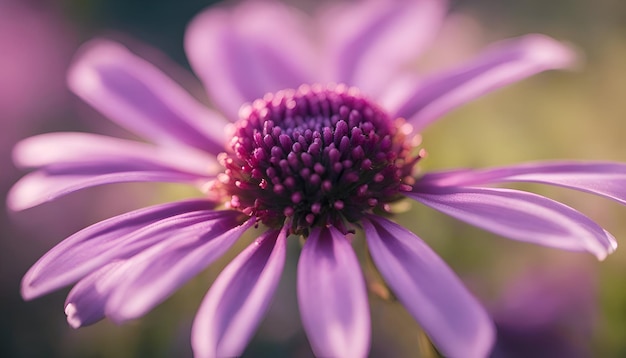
[10,0,626,357]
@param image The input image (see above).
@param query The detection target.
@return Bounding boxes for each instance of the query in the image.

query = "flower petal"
[393,34,576,131]
[105,217,255,322]
[8,132,217,211]
[68,39,229,154]
[406,186,616,260]
[13,132,217,176]
[185,1,315,120]
[20,201,239,299]
[64,261,130,328]
[297,226,370,358]
[192,226,287,358]
[362,215,494,358]
[416,161,626,205]
[7,169,207,211]
[321,0,447,98]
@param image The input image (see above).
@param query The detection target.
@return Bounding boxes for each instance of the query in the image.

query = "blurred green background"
[1,0,626,357]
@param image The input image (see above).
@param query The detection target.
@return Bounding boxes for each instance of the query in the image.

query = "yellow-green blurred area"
[2,0,626,357]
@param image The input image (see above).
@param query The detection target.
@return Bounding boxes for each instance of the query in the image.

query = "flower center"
[217,84,420,235]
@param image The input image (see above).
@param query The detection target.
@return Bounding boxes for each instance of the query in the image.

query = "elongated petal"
[64,261,130,328]
[416,161,626,205]
[13,132,217,176]
[20,201,240,299]
[406,187,616,260]
[68,39,228,154]
[362,215,494,358]
[322,0,446,97]
[297,226,370,358]
[186,1,315,120]
[192,227,287,358]
[393,34,575,131]
[7,169,208,211]
[105,217,255,322]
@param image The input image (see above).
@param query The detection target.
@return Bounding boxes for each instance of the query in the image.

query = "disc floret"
[218,84,420,235]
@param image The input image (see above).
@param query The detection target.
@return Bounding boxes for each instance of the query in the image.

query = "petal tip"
[595,230,617,261]
[20,286,36,301]
[6,185,32,212]
[67,39,127,96]
[6,174,51,211]
[520,33,579,70]
[20,274,41,301]
[64,303,83,329]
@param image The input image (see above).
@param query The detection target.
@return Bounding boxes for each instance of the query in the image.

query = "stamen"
[217,84,421,235]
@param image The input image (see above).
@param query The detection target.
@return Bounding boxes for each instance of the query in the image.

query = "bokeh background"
[1,0,626,357]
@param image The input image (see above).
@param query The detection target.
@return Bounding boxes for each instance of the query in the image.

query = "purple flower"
[9,0,626,357]
[490,264,597,358]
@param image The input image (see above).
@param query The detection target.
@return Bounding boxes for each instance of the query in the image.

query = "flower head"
[219,83,419,235]
[10,0,626,357]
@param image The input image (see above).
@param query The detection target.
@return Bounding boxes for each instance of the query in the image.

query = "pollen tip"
[291,192,303,204]
[311,202,322,214]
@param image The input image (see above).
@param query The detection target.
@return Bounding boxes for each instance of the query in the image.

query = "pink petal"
[192,226,288,358]
[8,169,207,211]
[68,39,229,154]
[393,34,576,131]
[64,261,130,328]
[20,201,240,299]
[406,187,616,260]
[362,215,494,358]
[13,132,217,176]
[416,161,626,205]
[104,217,255,322]
[297,226,370,358]
[321,0,447,98]
[185,1,315,120]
